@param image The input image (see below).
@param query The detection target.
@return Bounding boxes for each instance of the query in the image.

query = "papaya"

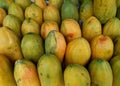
[110,55,120,86]
[25,4,43,25]
[14,59,41,86]
[79,0,93,22]
[64,64,90,86]
[0,26,23,62]
[88,59,113,86]
[41,21,59,39]
[113,36,120,56]
[15,0,31,10]
[21,33,44,63]
[65,37,91,66]
[0,0,13,11]
[37,54,64,86]
[93,0,117,24]
[0,8,7,26]
[61,0,79,21]
[0,55,16,86]
[60,19,81,43]
[48,0,63,10]
[3,14,22,38]
[43,5,60,24]
[90,35,114,60]
[8,2,24,21]
[103,17,120,40]
[66,0,79,6]
[45,30,66,63]
[82,16,102,42]
[34,0,47,10]
[21,18,40,35]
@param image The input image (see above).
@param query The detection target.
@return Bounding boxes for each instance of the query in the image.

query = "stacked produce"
[0,0,120,86]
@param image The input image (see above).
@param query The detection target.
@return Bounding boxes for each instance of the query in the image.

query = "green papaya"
[88,59,113,86]
[21,33,44,63]
[0,0,13,11]
[93,0,117,24]
[116,0,120,8]
[61,0,79,21]
[14,59,41,86]
[110,55,120,86]
[37,54,64,86]
[8,2,24,21]
[0,55,16,86]
[3,14,22,38]
[79,0,93,22]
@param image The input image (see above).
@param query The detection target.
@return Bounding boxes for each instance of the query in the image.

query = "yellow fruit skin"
[0,26,23,62]
[43,5,60,24]
[25,4,43,25]
[103,17,120,40]
[0,55,16,86]
[88,59,113,86]
[48,0,63,10]
[93,0,117,24]
[37,54,64,86]
[114,36,120,56]
[64,64,91,86]
[60,19,81,43]
[14,59,41,86]
[35,0,46,10]
[82,16,102,42]
[8,2,24,21]
[21,18,40,35]
[0,8,6,26]
[110,55,120,86]
[15,0,31,10]
[41,21,59,39]
[90,35,114,60]
[45,30,66,63]
[65,37,91,66]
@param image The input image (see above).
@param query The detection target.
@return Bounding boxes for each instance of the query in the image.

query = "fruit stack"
[0,0,120,86]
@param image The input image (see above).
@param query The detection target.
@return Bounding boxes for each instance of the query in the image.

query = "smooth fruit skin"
[60,19,82,43]
[65,37,91,66]
[34,0,47,10]
[21,33,44,63]
[37,54,64,86]
[21,18,40,35]
[90,35,114,61]
[15,0,31,10]
[0,26,23,62]
[3,14,22,38]
[43,5,60,24]
[79,0,93,22]
[82,16,102,42]
[14,59,41,86]
[103,17,120,40]
[0,55,16,86]
[93,0,117,24]
[8,2,24,21]
[45,30,66,63]
[110,55,120,86]
[25,4,43,25]
[64,64,90,86]
[41,21,59,39]
[88,59,113,86]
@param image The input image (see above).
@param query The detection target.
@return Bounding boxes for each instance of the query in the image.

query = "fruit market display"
[0,0,120,86]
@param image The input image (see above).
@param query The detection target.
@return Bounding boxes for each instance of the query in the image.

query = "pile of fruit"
[0,0,120,86]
